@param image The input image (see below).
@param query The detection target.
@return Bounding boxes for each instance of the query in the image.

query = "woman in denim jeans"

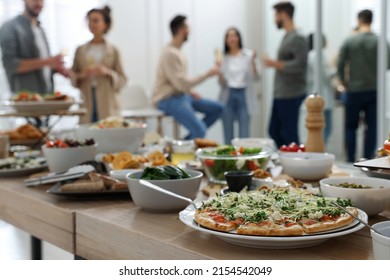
[218,28,261,144]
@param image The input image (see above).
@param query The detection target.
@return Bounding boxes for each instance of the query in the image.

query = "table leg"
[31,235,42,260]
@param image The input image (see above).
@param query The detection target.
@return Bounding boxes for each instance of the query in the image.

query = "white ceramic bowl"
[126,169,202,212]
[42,144,97,173]
[75,124,147,153]
[232,138,276,151]
[279,152,335,181]
[320,177,390,216]
[371,221,390,259]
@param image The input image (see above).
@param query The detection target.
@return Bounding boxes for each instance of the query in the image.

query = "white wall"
[100,0,263,143]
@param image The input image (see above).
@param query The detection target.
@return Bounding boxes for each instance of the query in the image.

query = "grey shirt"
[0,15,53,94]
[274,30,308,99]
[337,32,390,93]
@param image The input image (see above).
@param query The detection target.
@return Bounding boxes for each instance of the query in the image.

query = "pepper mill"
[305,94,325,152]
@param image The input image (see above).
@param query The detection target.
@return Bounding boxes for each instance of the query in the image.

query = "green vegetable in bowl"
[140,166,190,180]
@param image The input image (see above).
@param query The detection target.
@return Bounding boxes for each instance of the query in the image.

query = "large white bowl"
[126,169,202,212]
[320,177,390,216]
[279,152,335,181]
[75,124,147,153]
[371,221,390,259]
[42,144,97,173]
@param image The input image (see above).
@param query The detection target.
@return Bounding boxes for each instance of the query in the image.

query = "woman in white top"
[218,28,261,144]
[71,6,127,123]
[306,33,335,144]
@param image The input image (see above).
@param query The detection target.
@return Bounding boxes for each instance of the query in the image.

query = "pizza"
[194,187,357,236]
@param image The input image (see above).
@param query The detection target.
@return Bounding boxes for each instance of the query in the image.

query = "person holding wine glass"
[217,27,261,144]
[70,5,127,123]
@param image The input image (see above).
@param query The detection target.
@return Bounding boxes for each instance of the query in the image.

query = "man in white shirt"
[0,0,69,94]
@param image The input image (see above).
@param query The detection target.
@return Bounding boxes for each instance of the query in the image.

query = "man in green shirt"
[337,10,387,162]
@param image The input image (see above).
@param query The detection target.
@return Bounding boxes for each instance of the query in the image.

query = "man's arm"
[263,36,307,74]
[162,51,216,92]
[337,41,348,85]
[279,36,308,74]
[0,24,62,75]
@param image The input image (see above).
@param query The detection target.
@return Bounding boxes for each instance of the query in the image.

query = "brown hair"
[273,2,294,19]
[87,5,112,33]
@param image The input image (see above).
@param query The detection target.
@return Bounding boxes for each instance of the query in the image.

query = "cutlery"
[331,201,383,235]
[139,179,198,209]
[24,165,95,187]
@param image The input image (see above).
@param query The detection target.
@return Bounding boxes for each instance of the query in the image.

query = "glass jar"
[170,140,195,165]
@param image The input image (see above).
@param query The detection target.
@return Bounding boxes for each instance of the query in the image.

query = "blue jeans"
[157,94,224,140]
[222,88,250,144]
[344,90,377,162]
[268,95,305,148]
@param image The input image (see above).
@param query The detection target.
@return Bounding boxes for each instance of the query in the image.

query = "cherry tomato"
[230,151,238,156]
[298,144,306,152]
[384,138,390,153]
[46,140,55,148]
[279,145,288,152]
[247,160,258,171]
[204,159,215,167]
[288,142,299,152]
[239,147,244,154]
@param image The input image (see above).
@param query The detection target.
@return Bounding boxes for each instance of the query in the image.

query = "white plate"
[179,206,367,249]
[354,157,390,170]
[2,100,76,112]
[0,165,47,177]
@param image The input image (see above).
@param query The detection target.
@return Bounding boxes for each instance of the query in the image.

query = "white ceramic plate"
[0,164,47,177]
[179,206,367,249]
[2,100,76,112]
[354,157,390,170]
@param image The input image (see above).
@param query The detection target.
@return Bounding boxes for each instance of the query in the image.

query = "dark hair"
[358,9,373,24]
[87,5,112,33]
[273,1,294,19]
[308,33,326,51]
[170,15,187,36]
[224,27,243,54]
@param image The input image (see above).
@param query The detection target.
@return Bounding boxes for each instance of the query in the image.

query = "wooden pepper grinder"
[305,94,325,152]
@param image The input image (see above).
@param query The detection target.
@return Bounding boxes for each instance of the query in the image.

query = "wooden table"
[1,176,389,260]
[75,194,390,260]
[0,177,129,257]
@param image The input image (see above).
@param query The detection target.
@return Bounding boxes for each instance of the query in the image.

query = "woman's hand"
[78,65,110,79]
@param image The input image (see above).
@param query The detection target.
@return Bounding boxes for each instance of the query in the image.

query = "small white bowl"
[320,177,390,216]
[279,152,335,181]
[75,124,147,153]
[371,221,390,259]
[126,169,202,212]
[42,144,97,173]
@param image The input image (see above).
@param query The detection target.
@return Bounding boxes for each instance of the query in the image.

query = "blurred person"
[71,6,127,123]
[306,33,335,144]
[0,0,68,94]
[263,1,308,148]
[152,15,223,140]
[218,27,261,144]
[0,0,69,127]
[337,10,390,162]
